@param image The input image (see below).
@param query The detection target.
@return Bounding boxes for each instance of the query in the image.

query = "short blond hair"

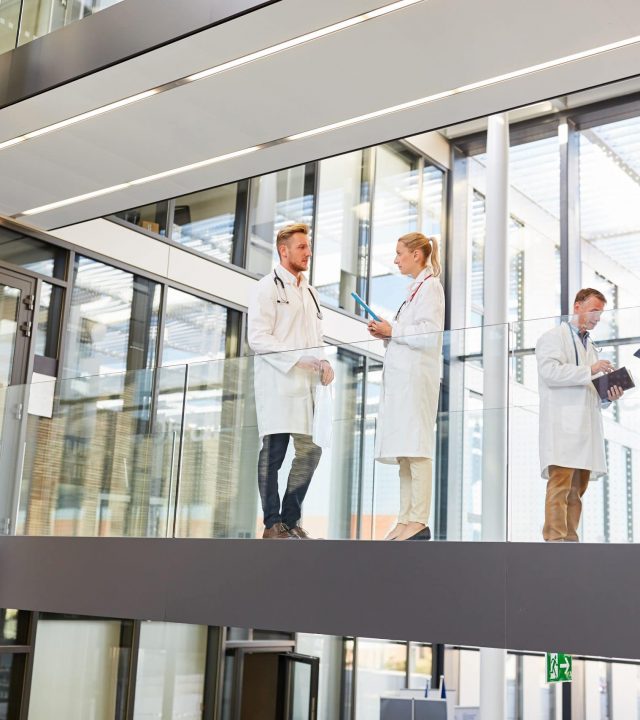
[398,232,441,277]
[276,223,309,258]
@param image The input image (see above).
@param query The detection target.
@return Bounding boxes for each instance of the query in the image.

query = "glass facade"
[246,165,315,275]
[28,616,128,720]
[2,83,640,551]
[17,0,125,47]
[172,182,247,264]
[63,256,161,378]
[134,622,207,719]
[10,610,640,720]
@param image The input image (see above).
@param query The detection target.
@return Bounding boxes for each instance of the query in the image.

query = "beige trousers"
[397,457,433,525]
[543,465,590,542]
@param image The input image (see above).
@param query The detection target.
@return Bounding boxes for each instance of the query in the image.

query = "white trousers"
[397,457,433,525]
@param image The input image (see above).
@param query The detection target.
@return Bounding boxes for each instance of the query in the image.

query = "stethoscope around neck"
[273,269,323,320]
[394,273,433,321]
[566,321,601,365]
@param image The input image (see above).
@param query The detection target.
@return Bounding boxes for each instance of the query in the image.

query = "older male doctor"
[536,288,623,542]
[248,223,334,539]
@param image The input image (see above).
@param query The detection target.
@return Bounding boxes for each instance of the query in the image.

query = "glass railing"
[0,0,125,54]
[0,307,638,542]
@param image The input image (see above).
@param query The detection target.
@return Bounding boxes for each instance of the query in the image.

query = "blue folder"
[351,292,381,321]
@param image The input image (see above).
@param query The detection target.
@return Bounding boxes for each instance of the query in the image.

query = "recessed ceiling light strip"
[0,0,424,153]
[17,32,640,218]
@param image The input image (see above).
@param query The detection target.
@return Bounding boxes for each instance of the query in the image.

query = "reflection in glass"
[176,357,258,539]
[18,0,125,46]
[1,610,17,644]
[296,634,343,720]
[115,201,170,237]
[0,285,20,388]
[172,182,245,263]
[293,349,365,540]
[369,145,419,318]
[28,617,126,720]
[161,288,228,366]
[17,365,184,537]
[0,0,20,53]
[64,256,160,378]
[355,639,407,720]
[313,150,366,312]
[133,622,207,720]
[0,227,66,278]
[408,643,432,690]
[0,652,26,720]
[580,116,640,309]
[246,165,314,276]
[291,661,312,720]
[34,282,63,359]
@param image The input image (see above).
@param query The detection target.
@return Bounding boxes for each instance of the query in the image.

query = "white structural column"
[479,113,510,720]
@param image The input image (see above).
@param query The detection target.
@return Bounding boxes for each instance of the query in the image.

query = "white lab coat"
[375,268,445,464]
[536,322,607,479]
[247,265,324,438]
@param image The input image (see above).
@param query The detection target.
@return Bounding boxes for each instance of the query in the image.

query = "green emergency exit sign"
[546,652,572,683]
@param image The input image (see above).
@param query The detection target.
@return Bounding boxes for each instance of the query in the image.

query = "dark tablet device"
[592,367,635,400]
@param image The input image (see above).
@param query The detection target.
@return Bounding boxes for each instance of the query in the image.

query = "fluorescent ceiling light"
[17,31,640,218]
[0,0,424,153]
[20,146,261,216]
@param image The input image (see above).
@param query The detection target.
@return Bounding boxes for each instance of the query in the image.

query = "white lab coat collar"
[277,264,306,288]
[407,266,433,294]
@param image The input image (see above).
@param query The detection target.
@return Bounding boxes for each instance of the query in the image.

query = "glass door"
[0,268,36,534]
[278,652,320,720]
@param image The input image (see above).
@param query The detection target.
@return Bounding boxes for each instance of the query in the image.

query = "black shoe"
[407,526,431,540]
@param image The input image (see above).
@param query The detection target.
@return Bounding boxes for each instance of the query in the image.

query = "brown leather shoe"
[262,522,294,539]
[287,524,313,539]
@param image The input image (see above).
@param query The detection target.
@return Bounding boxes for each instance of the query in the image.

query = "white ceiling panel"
[1,0,640,229]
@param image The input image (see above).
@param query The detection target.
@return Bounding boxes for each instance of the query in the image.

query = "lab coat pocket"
[312,384,333,449]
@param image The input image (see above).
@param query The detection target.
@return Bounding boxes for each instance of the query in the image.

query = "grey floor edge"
[0,537,637,659]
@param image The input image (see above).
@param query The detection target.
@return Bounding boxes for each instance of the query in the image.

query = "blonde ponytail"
[398,232,441,277]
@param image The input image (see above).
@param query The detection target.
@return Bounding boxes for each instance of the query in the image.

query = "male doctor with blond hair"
[248,223,334,540]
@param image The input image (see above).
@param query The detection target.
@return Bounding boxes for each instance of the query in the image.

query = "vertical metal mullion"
[165,198,176,241]
[18,611,39,720]
[307,161,320,284]
[55,250,76,382]
[354,358,368,540]
[232,179,251,269]
[238,178,253,269]
[559,118,581,317]
[171,363,190,538]
[15,0,26,48]
[430,643,445,697]
[416,157,425,235]
[148,284,168,435]
[122,620,141,720]
[562,680,571,720]
[350,638,358,720]
[203,626,225,720]
[363,148,377,305]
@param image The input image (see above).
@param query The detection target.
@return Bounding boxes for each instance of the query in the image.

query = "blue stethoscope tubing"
[273,269,323,320]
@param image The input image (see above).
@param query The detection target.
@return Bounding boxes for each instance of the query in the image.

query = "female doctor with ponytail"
[368,233,445,541]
